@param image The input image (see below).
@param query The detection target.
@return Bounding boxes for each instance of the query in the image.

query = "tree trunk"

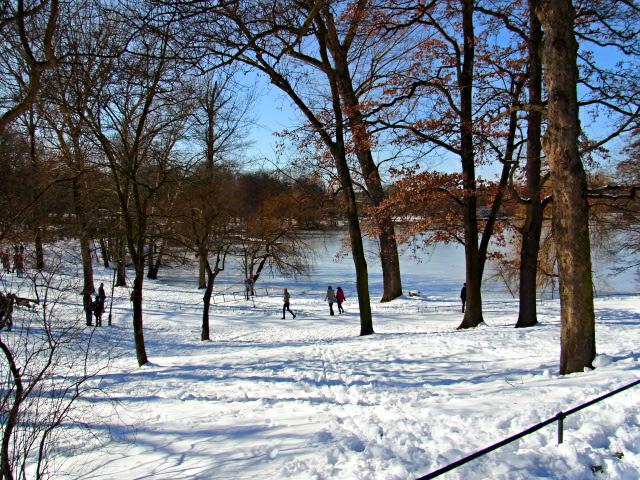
[99,238,110,268]
[198,248,207,289]
[33,227,44,271]
[333,146,373,335]
[0,339,23,480]
[115,235,126,287]
[131,265,148,366]
[72,178,95,295]
[146,240,157,279]
[201,263,213,341]
[457,0,484,329]
[516,0,544,328]
[28,109,45,271]
[151,240,164,279]
[538,0,596,374]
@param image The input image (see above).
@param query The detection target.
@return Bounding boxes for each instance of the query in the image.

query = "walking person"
[325,286,335,316]
[460,282,467,313]
[282,288,296,319]
[336,286,346,314]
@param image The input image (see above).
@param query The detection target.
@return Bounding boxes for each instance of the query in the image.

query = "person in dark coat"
[93,294,105,326]
[282,288,296,319]
[336,287,346,314]
[325,286,335,316]
[460,282,467,313]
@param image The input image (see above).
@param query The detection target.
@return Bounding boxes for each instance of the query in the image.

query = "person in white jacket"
[282,288,296,319]
[325,286,336,316]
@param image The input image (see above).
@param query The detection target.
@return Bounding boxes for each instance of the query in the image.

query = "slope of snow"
[2,240,639,480]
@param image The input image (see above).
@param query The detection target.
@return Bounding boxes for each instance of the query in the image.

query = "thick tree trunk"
[516,0,544,328]
[516,203,543,327]
[346,197,374,335]
[198,248,207,289]
[538,0,596,374]
[378,225,402,301]
[457,0,484,329]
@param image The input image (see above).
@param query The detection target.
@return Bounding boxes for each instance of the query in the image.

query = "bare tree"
[0,0,59,133]
[0,257,113,479]
[162,0,375,335]
[80,7,194,366]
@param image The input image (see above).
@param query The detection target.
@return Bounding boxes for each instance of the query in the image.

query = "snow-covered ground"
[2,238,639,479]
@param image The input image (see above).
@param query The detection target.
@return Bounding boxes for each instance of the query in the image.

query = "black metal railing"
[416,378,640,480]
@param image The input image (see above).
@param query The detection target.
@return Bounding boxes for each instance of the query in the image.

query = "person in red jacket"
[336,286,346,314]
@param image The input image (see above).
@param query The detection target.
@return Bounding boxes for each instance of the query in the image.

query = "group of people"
[1,244,25,277]
[281,285,346,319]
[324,286,346,315]
[83,283,107,326]
[282,283,467,319]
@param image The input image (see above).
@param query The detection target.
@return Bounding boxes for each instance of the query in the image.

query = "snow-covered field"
[2,238,640,480]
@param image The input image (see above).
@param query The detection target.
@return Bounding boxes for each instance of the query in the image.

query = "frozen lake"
[178,230,639,303]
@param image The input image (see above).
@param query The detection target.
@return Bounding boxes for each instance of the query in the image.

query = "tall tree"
[80,7,193,365]
[538,0,596,374]
[371,1,523,328]
[311,1,403,302]
[169,0,375,334]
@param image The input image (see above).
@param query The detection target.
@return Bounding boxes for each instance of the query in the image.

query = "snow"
[2,238,639,480]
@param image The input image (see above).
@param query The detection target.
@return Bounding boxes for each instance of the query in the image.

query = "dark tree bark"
[201,250,226,341]
[130,259,148,366]
[115,234,126,287]
[457,0,484,329]
[537,0,596,374]
[198,249,207,289]
[72,177,95,295]
[516,0,545,329]
[146,240,157,279]
[201,264,214,341]
[0,339,23,480]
